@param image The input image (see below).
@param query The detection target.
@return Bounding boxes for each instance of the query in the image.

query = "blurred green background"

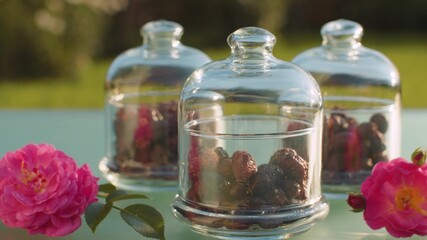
[0,0,426,109]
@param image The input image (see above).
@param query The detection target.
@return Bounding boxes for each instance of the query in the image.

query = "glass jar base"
[99,157,178,192]
[171,195,329,239]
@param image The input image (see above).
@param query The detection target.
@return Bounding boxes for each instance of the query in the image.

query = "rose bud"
[347,192,366,212]
[411,147,427,166]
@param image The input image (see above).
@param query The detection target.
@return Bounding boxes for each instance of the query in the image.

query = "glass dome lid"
[106,19,211,96]
[292,19,400,90]
[181,27,322,115]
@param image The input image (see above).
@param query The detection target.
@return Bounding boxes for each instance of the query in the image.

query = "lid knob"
[141,20,183,48]
[227,27,276,56]
[321,19,363,48]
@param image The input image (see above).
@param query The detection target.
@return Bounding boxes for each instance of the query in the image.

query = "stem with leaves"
[84,183,165,240]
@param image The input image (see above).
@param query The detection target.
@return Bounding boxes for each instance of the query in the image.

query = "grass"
[0,60,109,109]
[0,33,426,109]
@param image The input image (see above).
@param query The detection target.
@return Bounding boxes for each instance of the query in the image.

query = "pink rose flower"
[361,158,427,238]
[0,144,98,237]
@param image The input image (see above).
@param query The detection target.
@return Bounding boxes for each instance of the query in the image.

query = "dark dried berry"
[217,157,235,180]
[230,181,251,199]
[270,148,308,182]
[231,151,257,181]
[214,147,229,160]
[251,197,268,209]
[356,122,376,140]
[370,130,386,154]
[370,113,388,134]
[218,181,234,207]
[346,117,358,129]
[282,180,302,200]
[329,131,357,152]
[232,195,253,209]
[328,113,350,133]
[262,188,289,206]
[250,164,285,196]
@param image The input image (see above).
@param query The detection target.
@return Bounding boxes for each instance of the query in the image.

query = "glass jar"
[292,19,401,194]
[172,27,328,239]
[99,20,211,191]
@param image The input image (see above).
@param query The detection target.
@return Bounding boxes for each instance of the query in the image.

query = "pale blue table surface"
[0,109,426,240]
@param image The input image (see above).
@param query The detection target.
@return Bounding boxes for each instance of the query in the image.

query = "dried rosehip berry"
[270,148,308,182]
[218,180,234,207]
[262,188,289,206]
[345,116,358,129]
[282,180,302,200]
[214,147,229,160]
[370,130,386,154]
[223,219,251,230]
[250,164,285,196]
[231,195,253,209]
[231,151,257,181]
[370,113,388,134]
[230,181,251,199]
[250,197,268,209]
[328,130,355,152]
[328,113,350,133]
[217,157,235,181]
[356,122,376,140]
[190,215,224,228]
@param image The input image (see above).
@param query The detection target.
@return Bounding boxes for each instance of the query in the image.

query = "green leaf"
[85,202,113,233]
[120,204,165,240]
[106,190,149,203]
[98,183,117,194]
